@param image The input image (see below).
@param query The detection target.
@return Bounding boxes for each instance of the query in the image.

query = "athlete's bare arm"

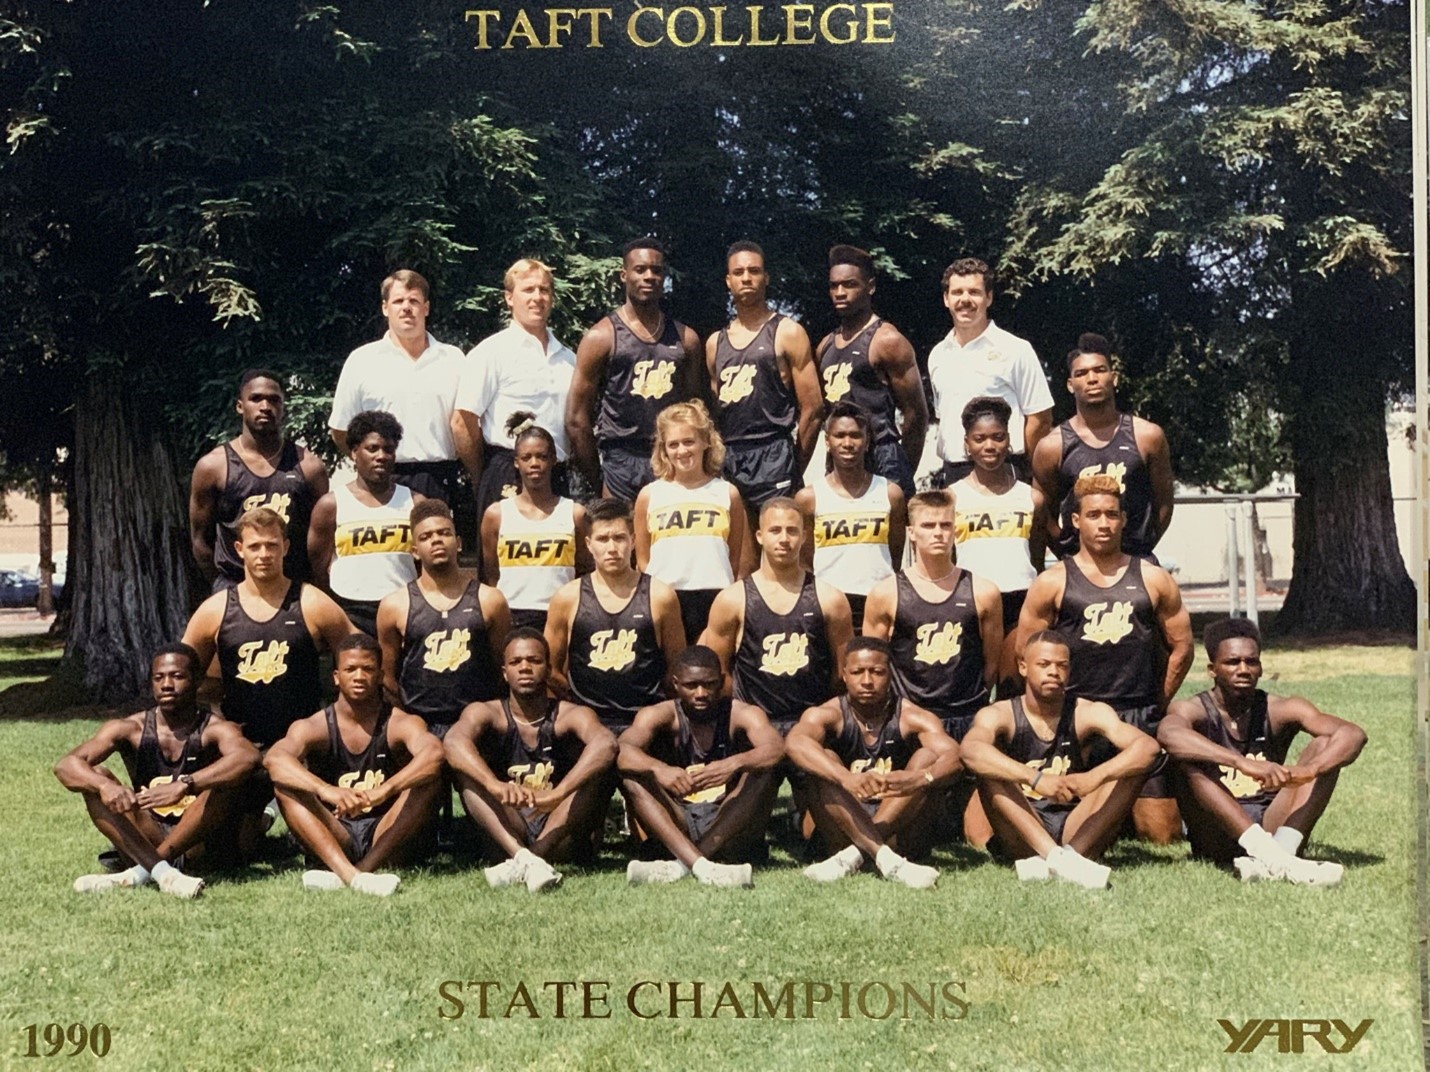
[879,703,960,796]
[726,483,749,579]
[301,585,358,652]
[1268,695,1368,783]
[633,487,654,572]
[815,580,855,689]
[785,701,884,800]
[1027,480,1049,572]
[572,504,594,576]
[886,483,907,566]
[1145,565,1193,707]
[188,447,227,581]
[1135,418,1175,546]
[793,487,817,573]
[1014,565,1067,655]
[179,593,227,682]
[543,581,581,697]
[960,702,1034,786]
[479,502,503,587]
[540,702,618,810]
[478,585,510,665]
[617,702,683,780]
[859,575,898,642]
[128,717,261,814]
[1157,699,1295,790]
[363,710,444,810]
[307,492,338,590]
[650,577,688,671]
[871,324,929,469]
[452,408,481,485]
[565,319,615,489]
[376,587,411,702]
[1029,433,1065,548]
[704,333,722,400]
[265,713,371,817]
[54,715,144,805]
[1051,700,1158,802]
[725,701,785,772]
[971,575,1005,689]
[1023,409,1053,462]
[444,700,530,805]
[778,318,824,467]
[696,583,744,692]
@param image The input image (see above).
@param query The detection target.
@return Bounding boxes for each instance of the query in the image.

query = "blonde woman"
[635,401,748,643]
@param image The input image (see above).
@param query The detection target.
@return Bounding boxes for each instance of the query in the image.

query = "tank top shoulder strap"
[322,705,341,759]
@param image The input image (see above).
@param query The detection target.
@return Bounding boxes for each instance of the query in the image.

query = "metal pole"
[1224,505,1240,618]
[1240,500,1258,627]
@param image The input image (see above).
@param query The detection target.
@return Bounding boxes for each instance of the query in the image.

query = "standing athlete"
[1158,618,1361,885]
[816,244,928,497]
[708,241,823,573]
[190,368,328,590]
[545,498,686,732]
[1017,474,1193,842]
[378,499,509,737]
[565,238,704,503]
[1031,333,1174,559]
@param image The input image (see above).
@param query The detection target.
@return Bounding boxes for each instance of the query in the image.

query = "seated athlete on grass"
[960,630,1158,890]
[443,628,618,893]
[55,643,261,899]
[1157,618,1363,886]
[618,645,783,888]
[784,636,961,888]
[265,633,443,896]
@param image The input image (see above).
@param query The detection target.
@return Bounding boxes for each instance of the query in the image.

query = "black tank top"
[133,708,215,797]
[1194,689,1291,810]
[732,574,833,722]
[1054,415,1156,556]
[309,704,397,800]
[674,698,736,767]
[567,573,666,726]
[831,695,916,773]
[595,314,690,448]
[889,570,987,716]
[1054,557,1160,709]
[817,318,899,445]
[214,441,315,584]
[216,582,322,747]
[494,700,578,791]
[712,314,797,446]
[398,580,501,727]
[1007,694,1084,811]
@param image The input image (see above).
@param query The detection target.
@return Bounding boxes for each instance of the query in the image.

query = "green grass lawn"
[0,641,1419,1071]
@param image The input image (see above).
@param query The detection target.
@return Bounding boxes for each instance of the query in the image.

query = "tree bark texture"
[65,374,197,700]
[36,462,54,618]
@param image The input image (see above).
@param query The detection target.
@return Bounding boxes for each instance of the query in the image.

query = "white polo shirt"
[329,332,463,463]
[927,320,1053,463]
[456,322,575,461]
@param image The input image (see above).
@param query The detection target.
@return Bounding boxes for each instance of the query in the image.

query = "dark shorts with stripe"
[1033,801,1074,843]
[598,443,655,504]
[337,811,386,863]
[871,439,916,499]
[1086,703,1170,798]
[682,798,722,843]
[723,437,802,507]
[934,693,989,744]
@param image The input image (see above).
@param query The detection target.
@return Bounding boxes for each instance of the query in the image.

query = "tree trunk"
[65,373,198,701]
[36,461,54,617]
[1275,369,1415,636]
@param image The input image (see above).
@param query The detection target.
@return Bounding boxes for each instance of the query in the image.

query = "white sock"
[514,848,539,866]
[831,844,862,868]
[1237,824,1283,859]
[873,845,903,875]
[1273,827,1304,856]
[689,858,714,881]
[124,863,154,885]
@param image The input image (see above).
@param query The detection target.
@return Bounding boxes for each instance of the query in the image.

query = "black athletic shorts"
[675,588,719,646]
[508,607,549,634]
[338,811,386,863]
[518,804,550,846]
[476,446,571,532]
[723,437,802,507]
[598,443,655,504]
[1032,801,1074,844]
[334,595,380,638]
[682,798,722,843]
[1085,703,1171,798]
[846,593,867,635]
[936,693,990,743]
[871,439,916,499]
[1000,590,1027,634]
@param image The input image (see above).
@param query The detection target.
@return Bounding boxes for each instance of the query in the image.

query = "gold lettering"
[502,8,547,48]
[628,6,664,46]
[546,8,578,45]
[577,7,613,45]
[710,5,743,44]
[465,9,501,49]
[746,4,780,44]
[667,6,706,45]
[235,640,290,686]
[862,2,894,43]
[820,3,858,43]
[1081,600,1135,645]
[784,3,816,43]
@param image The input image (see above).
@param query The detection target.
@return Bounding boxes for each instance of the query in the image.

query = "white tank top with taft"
[496,496,577,611]
[644,477,735,592]
[811,473,893,597]
[329,482,417,601]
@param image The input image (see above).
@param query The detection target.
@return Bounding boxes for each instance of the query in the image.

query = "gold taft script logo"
[914,622,962,666]
[338,768,386,813]
[235,640,290,685]
[1219,752,1266,799]
[1021,754,1071,800]
[631,359,676,400]
[465,3,897,51]
[589,629,638,671]
[1077,461,1127,493]
[718,364,756,404]
[1081,601,1134,645]
[423,629,472,673]
[242,492,292,523]
[850,756,893,776]
[145,775,196,818]
[508,761,555,791]
[760,633,809,676]
[683,763,726,804]
[822,362,852,401]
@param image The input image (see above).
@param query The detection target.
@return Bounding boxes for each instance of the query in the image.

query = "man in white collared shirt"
[329,269,466,509]
[926,257,1053,487]
[454,258,577,523]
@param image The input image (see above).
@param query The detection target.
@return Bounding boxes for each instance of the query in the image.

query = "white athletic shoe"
[484,857,527,889]
[883,858,939,889]
[803,851,863,883]
[73,872,141,894]
[301,869,345,891]
[1048,847,1111,890]
[1014,856,1051,882]
[350,872,400,897]
[698,862,754,889]
[1278,857,1343,888]
[156,869,205,900]
[626,860,688,885]
[523,856,562,893]
[1234,856,1274,883]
